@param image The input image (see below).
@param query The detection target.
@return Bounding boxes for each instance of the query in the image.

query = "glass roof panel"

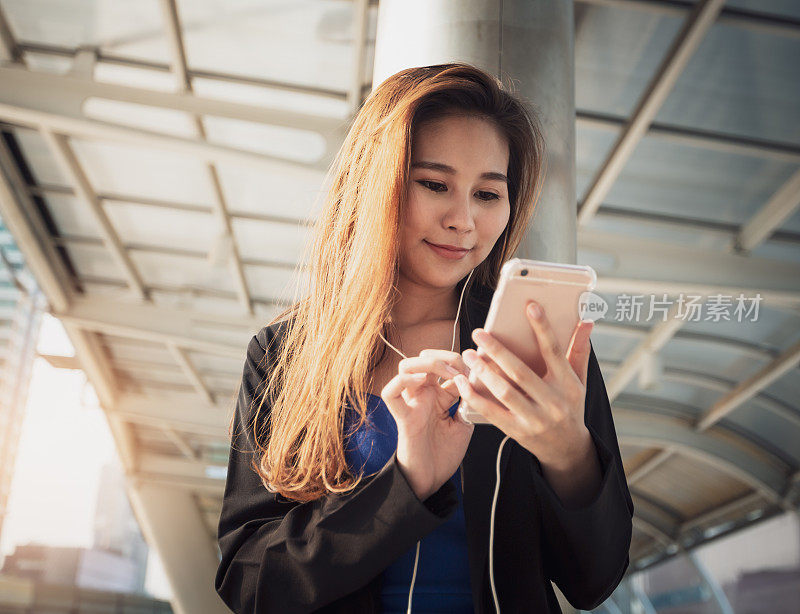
[68,137,217,206]
[656,22,800,145]
[726,0,800,20]
[40,192,102,239]
[192,77,349,119]
[232,218,308,267]
[103,201,218,254]
[200,116,326,163]
[83,98,198,139]
[727,402,800,467]
[128,249,239,295]
[603,134,800,225]
[215,160,326,220]
[575,4,683,117]
[243,264,305,302]
[20,50,74,75]
[176,0,356,92]
[780,206,800,234]
[11,126,68,186]
[1,0,169,63]
[93,62,180,93]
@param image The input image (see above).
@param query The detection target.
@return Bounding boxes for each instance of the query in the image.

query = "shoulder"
[252,318,293,354]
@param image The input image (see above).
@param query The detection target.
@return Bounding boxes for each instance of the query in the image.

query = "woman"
[215,63,633,614]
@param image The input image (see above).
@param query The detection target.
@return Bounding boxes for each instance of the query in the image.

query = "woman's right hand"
[381,349,475,501]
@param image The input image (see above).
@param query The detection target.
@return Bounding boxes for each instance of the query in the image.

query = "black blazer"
[215,285,634,613]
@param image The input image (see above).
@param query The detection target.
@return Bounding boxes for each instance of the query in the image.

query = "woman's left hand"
[453,300,595,471]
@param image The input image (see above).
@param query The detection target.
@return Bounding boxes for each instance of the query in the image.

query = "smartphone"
[457,258,597,425]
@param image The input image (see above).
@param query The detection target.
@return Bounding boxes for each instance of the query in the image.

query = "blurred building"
[92,460,149,592]
[0,215,44,550]
[1,460,148,595]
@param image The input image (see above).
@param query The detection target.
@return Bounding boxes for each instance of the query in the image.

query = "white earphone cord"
[377,268,508,614]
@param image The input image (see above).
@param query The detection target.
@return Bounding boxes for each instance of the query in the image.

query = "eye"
[418,180,446,193]
[418,180,501,202]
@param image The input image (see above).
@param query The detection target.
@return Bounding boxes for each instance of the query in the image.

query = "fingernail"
[528,302,543,318]
[446,365,460,376]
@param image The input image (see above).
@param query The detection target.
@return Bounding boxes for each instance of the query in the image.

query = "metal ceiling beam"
[0,138,138,474]
[54,294,261,358]
[600,360,800,429]
[605,303,685,400]
[679,491,764,534]
[349,0,370,116]
[163,426,200,462]
[580,229,800,310]
[593,205,800,248]
[139,451,224,478]
[41,129,149,301]
[70,272,291,314]
[0,64,344,154]
[114,392,229,437]
[0,100,329,178]
[735,168,800,254]
[16,41,349,102]
[38,183,800,251]
[577,0,726,226]
[596,321,787,364]
[697,340,800,430]
[32,183,316,228]
[633,516,675,547]
[50,233,300,273]
[614,408,791,508]
[167,343,215,405]
[619,341,800,488]
[0,129,72,312]
[630,493,683,540]
[0,3,20,64]
[577,111,800,166]
[48,228,800,311]
[577,0,800,39]
[133,471,224,497]
[615,393,797,470]
[160,0,254,316]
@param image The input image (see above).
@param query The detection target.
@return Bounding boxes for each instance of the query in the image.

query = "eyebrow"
[410,160,509,184]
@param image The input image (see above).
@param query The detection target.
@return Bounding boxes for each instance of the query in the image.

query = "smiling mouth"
[424,240,471,252]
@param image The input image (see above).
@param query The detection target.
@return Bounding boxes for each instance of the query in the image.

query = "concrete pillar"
[128,481,228,614]
[372,0,577,264]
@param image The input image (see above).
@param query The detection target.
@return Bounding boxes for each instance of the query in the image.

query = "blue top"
[343,393,473,613]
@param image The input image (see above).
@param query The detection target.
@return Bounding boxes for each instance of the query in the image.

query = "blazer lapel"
[458,284,513,604]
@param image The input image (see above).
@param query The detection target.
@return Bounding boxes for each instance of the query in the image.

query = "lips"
[425,241,469,253]
[425,240,471,260]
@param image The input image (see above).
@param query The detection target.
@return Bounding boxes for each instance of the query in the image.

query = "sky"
[0,313,171,601]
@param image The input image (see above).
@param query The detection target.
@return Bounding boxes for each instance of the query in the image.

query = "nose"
[444,190,476,233]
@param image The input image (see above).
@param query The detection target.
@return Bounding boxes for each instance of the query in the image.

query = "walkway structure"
[0,1,798,613]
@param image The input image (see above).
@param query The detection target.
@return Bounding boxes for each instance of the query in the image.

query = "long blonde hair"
[233,62,546,503]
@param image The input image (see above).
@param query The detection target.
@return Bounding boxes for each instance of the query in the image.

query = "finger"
[438,377,460,398]
[463,348,552,423]
[453,374,520,436]
[381,372,428,414]
[469,329,554,411]
[418,348,472,376]
[399,355,468,383]
[526,300,571,381]
[566,320,594,387]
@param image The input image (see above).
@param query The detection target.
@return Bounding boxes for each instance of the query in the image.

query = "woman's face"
[399,113,511,291]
